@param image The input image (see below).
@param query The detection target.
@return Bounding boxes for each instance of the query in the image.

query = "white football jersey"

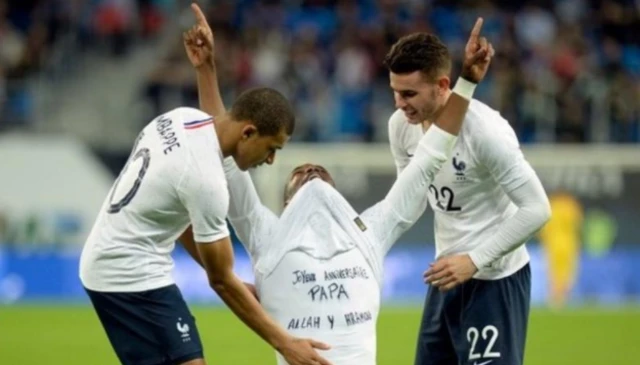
[224,126,456,365]
[233,178,403,365]
[80,107,230,292]
[389,99,534,279]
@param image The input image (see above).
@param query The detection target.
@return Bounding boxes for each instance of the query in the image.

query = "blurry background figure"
[583,208,617,258]
[539,191,583,309]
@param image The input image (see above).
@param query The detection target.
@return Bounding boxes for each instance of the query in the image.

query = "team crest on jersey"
[452,154,467,182]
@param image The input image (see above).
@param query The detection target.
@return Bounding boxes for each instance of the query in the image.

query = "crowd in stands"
[1,0,638,143]
[0,0,167,130]
[146,0,640,143]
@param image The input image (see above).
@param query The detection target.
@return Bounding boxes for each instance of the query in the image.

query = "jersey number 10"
[428,184,461,212]
[107,131,150,214]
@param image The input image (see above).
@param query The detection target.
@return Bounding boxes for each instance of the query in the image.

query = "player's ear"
[241,123,258,140]
[437,76,451,92]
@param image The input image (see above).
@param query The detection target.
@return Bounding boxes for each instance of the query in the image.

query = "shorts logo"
[177,318,191,342]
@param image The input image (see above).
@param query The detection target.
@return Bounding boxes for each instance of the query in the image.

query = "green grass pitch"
[1,305,638,364]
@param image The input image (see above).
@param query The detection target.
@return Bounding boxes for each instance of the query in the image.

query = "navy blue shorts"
[85,284,203,365]
[414,264,531,365]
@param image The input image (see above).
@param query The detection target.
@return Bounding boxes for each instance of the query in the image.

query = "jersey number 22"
[428,184,461,212]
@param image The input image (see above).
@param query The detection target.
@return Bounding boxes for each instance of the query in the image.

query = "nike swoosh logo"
[474,360,493,365]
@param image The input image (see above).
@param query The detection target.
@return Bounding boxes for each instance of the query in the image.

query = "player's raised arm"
[183,3,225,117]
[183,2,277,255]
[441,22,550,281]
[362,18,493,255]
[457,24,550,273]
[433,18,491,135]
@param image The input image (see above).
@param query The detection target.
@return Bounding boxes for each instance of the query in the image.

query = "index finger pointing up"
[191,3,208,26]
[468,17,484,43]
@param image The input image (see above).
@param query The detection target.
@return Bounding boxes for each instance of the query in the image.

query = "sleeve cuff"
[452,77,477,100]
[468,249,491,270]
[194,229,230,244]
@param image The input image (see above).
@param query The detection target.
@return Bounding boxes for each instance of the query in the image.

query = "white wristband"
[452,77,477,100]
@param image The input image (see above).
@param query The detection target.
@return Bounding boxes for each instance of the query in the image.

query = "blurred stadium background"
[0,0,639,364]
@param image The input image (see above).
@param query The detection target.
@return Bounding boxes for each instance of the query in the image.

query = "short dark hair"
[383,33,451,81]
[230,87,295,136]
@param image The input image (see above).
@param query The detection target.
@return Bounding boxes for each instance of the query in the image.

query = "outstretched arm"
[183,3,277,257]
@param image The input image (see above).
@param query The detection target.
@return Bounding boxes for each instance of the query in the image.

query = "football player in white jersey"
[79,8,333,364]
[183,6,492,364]
[383,21,552,365]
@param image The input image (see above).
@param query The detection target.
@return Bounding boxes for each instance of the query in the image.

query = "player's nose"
[394,93,406,109]
[304,165,320,173]
[265,152,275,165]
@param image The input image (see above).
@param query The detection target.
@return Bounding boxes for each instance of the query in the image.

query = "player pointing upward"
[384,18,552,365]
[79,5,333,364]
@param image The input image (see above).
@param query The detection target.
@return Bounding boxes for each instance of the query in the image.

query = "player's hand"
[423,254,478,292]
[279,336,333,365]
[460,18,495,83]
[183,3,214,69]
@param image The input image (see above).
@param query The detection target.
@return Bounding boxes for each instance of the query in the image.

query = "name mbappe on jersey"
[155,114,182,155]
